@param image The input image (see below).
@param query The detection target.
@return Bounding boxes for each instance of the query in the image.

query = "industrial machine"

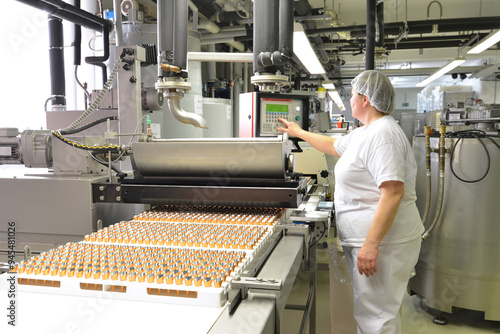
[0,1,332,333]
[409,103,500,322]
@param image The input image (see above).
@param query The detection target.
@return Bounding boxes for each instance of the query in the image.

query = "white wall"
[0,2,99,132]
[0,3,50,130]
[394,88,421,111]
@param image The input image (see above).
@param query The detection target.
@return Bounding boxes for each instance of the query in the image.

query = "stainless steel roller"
[131,136,293,179]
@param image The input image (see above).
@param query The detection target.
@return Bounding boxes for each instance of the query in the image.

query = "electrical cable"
[60,116,118,135]
[74,65,91,101]
[52,130,120,153]
[89,151,127,179]
[445,129,499,183]
[52,48,136,154]
[309,220,327,249]
[61,57,121,133]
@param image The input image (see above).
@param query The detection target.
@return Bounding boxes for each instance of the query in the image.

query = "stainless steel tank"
[410,136,500,320]
[202,98,233,138]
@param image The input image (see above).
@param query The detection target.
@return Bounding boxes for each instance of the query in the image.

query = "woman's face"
[350,88,364,120]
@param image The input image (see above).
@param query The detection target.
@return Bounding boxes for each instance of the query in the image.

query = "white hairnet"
[351,70,395,115]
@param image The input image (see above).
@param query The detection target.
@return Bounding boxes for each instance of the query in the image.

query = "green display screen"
[266,104,289,113]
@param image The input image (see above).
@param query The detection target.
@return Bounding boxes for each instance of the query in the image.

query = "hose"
[421,126,432,225]
[445,129,499,183]
[422,125,446,240]
[59,116,117,135]
[89,151,127,179]
[422,171,444,240]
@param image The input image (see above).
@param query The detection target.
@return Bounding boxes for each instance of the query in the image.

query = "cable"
[52,48,137,155]
[52,130,120,153]
[445,129,499,183]
[89,151,127,179]
[60,116,118,135]
[309,220,327,249]
[60,57,121,133]
[75,65,91,101]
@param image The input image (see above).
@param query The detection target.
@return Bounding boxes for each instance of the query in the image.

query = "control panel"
[239,92,309,138]
[259,97,305,136]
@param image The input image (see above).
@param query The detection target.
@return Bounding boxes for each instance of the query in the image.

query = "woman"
[278,70,424,334]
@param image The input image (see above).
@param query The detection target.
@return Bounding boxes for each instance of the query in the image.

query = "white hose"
[421,170,432,225]
[422,171,445,240]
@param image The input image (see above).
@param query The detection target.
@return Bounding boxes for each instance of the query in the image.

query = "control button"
[295,116,300,121]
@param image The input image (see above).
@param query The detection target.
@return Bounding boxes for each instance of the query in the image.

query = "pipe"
[306,17,500,36]
[253,0,279,73]
[173,0,188,70]
[198,17,245,51]
[188,52,253,63]
[376,1,384,47]
[113,0,124,47]
[16,0,111,85]
[427,1,443,19]
[279,0,294,59]
[48,15,66,107]
[206,45,217,81]
[365,0,376,70]
[422,125,447,240]
[188,0,198,30]
[73,0,81,66]
[421,126,432,225]
[158,0,174,77]
[166,92,208,129]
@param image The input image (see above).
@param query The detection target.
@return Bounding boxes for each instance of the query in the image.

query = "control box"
[239,92,309,137]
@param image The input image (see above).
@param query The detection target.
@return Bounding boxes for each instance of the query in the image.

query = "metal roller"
[131,136,293,179]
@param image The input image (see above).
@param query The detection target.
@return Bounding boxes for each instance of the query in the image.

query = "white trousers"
[343,237,421,334]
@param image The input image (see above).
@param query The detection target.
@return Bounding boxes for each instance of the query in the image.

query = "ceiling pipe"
[198,16,245,51]
[15,0,111,85]
[366,0,376,70]
[333,66,486,80]
[376,1,384,47]
[321,33,489,52]
[306,16,500,36]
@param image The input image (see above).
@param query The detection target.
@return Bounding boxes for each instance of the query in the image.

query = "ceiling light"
[322,82,336,90]
[467,30,500,54]
[293,23,325,75]
[328,90,345,111]
[416,57,466,87]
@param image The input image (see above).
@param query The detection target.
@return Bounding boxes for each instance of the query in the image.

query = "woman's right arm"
[278,118,340,157]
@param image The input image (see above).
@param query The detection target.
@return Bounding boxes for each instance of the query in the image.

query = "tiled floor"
[282,245,500,334]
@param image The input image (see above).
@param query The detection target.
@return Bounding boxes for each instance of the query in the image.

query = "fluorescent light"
[328,90,345,110]
[416,57,466,87]
[322,83,336,90]
[293,23,325,75]
[467,30,500,54]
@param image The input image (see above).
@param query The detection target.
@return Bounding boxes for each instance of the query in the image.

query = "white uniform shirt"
[333,116,424,247]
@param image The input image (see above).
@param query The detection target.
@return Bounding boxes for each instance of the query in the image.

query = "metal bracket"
[92,183,123,203]
[231,277,282,290]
